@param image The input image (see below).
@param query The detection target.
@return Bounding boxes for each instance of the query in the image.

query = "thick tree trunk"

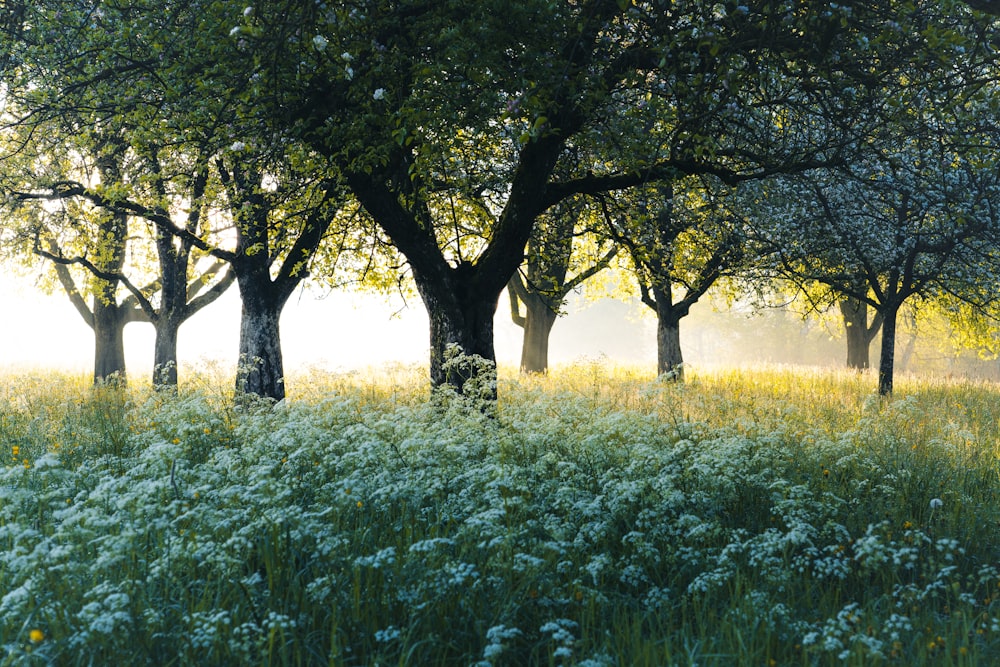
[519,296,559,374]
[153,318,181,387]
[840,297,872,370]
[877,305,898,395]
[93,299,127,385]
[657,307,684,379]
[649,285,687,380]
[423,283,499,399]
[237,290,286,401]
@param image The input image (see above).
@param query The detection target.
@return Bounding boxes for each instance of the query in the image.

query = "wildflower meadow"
[1,362,999,665]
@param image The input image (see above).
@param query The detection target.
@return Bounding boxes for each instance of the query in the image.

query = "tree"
[1,19,237,388]
[757,123,1000,394]
[0,124,152,384]
[215,153,346,401]
[736,0,1000,391]
[766,279,885,371]
[837,291,884,370]
[604,179,757,379]
[507,196,617,374]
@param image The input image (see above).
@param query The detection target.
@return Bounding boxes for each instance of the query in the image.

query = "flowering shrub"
[0,365,998,664]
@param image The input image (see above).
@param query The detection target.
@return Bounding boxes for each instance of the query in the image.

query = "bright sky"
[0,271,657,378]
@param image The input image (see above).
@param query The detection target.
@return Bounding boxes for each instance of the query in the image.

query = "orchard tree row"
[2,0,1000,401]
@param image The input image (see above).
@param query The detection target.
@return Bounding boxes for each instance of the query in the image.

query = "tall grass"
[0,363,998,665]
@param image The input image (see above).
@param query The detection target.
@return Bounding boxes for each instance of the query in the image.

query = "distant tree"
[768,279,885,371]
[29,140,142,384]
[837,292,884,371]
[508,196,617,374]
[757,127,1000,394]
[603,179,758,379]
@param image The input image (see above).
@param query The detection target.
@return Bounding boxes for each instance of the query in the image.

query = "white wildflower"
[341,51,353,61]
[373,88,386,100]
[243,6,253,16]
[374,626,400,643]
[929,498,943,509]
[229,26,241,37]
[230,141,247,152]
[482,625,522,661]
[312,35,328,51]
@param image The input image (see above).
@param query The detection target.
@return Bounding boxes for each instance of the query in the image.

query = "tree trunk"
[648,284,687,380]
[657,305,684,380]
[236,288,286,402]
[519,295,559,374]
[153,318,181,388]
[840,297,871,369]
[877,305,898,395]
[423,281,499,399]
[93,298,127,385]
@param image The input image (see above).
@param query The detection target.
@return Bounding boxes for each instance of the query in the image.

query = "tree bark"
[509,274,561,374]
[840,297,871,369]
[519,295,559,374]
[236,282,288,402]
[655,292,684,379]
[426,297,499,398]
[658,316,683,379]
[153,317,181,387]
[877,304,899,395]
[92,297,128,385]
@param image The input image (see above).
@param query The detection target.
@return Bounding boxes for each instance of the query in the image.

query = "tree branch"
[32,230,157,322]
[564,245,618,293]
[185,265,236,317]
[16,181,238,263]
[507,273,527,329]
[40,238,94,328]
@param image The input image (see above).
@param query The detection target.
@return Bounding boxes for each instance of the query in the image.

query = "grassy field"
[1,362,999,665]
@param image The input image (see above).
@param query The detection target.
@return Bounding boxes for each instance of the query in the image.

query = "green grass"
[0,362,999,665]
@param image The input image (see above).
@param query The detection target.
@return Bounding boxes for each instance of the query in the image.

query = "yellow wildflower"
[28,629,43,643]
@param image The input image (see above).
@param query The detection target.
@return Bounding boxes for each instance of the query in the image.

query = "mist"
[2,269,997,382]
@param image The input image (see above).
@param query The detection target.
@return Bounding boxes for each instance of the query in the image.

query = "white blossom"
[312,35,328,51]
[373,88,386,101]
